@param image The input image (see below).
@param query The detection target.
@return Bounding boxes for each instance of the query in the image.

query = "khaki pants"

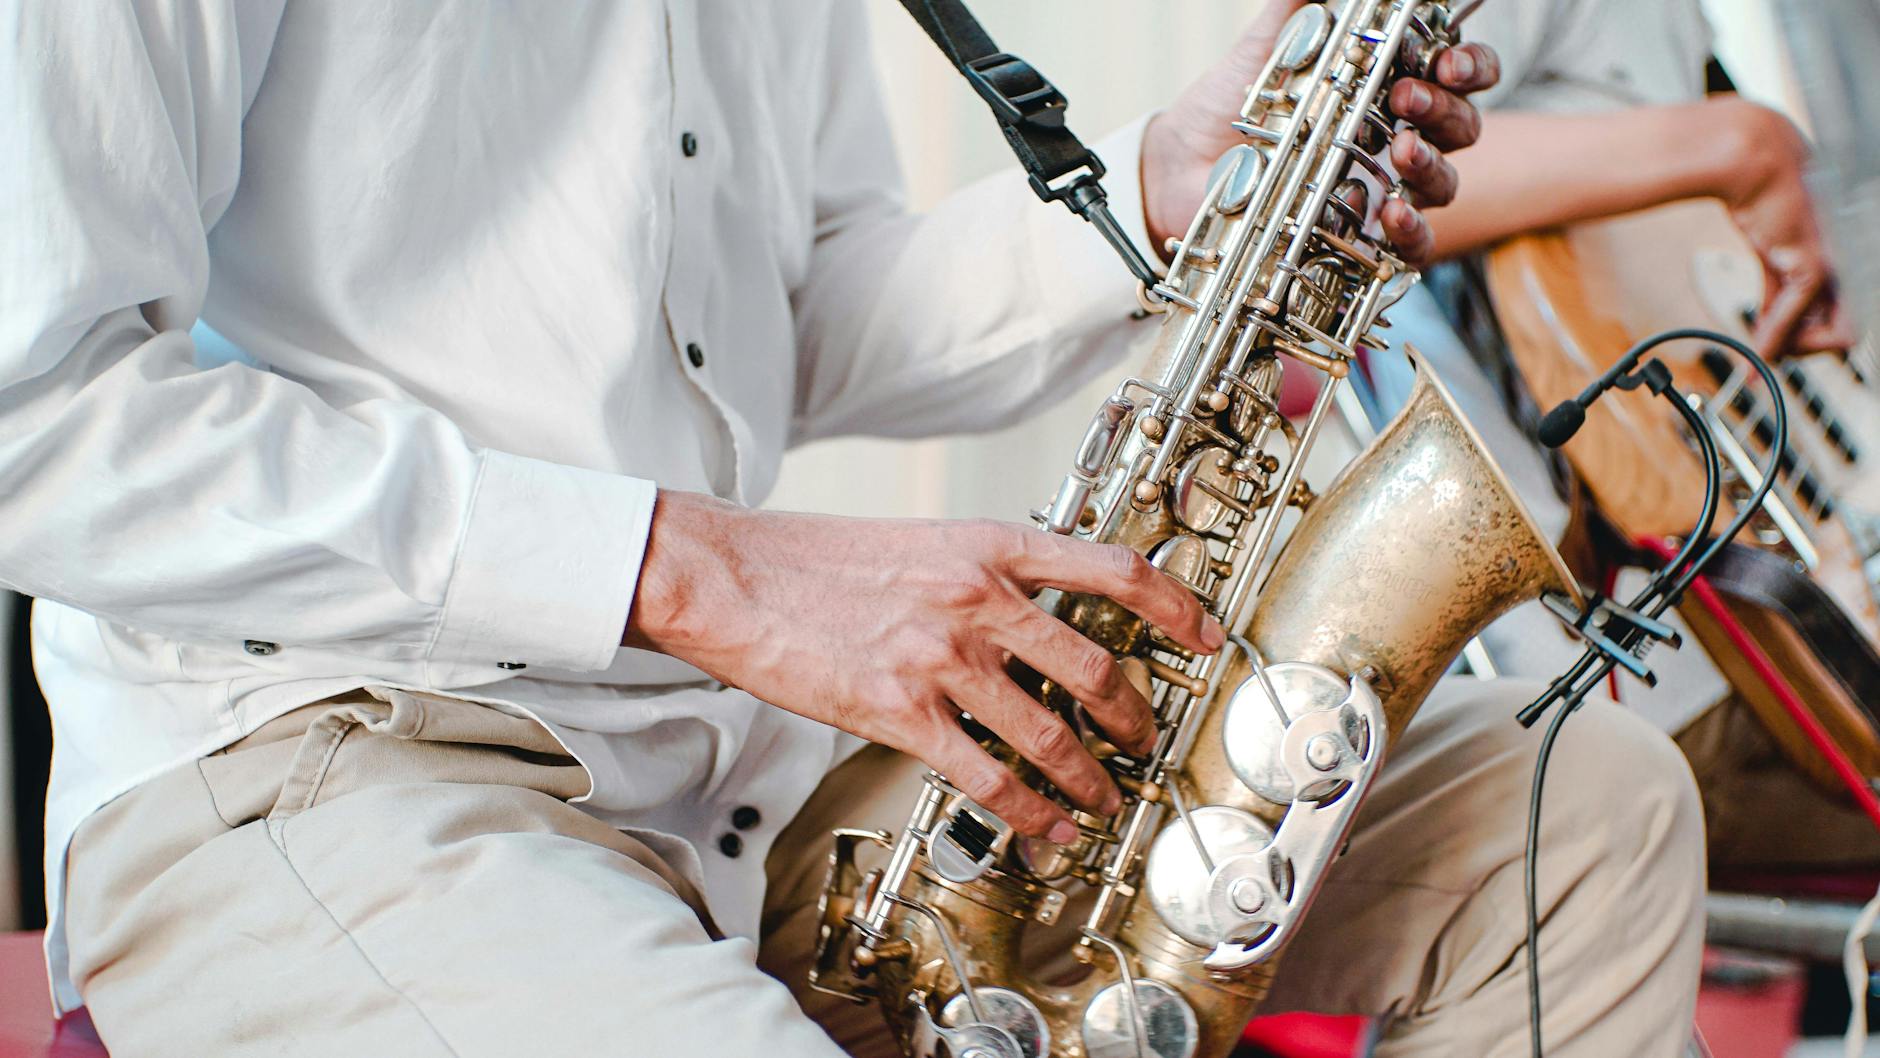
[65,678,1703,1058]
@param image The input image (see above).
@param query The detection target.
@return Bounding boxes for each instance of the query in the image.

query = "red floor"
[0,933,101,1058]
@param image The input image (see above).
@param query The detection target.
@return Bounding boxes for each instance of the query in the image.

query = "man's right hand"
[1714,97,1855,359]
[623,491,1224,844]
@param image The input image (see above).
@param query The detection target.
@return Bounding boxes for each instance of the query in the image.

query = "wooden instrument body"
[1486,199,1880,793]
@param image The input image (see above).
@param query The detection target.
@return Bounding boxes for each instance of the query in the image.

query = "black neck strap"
[895,0,1161,288]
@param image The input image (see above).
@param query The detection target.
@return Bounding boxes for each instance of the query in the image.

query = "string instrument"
[1486,198,1880,795]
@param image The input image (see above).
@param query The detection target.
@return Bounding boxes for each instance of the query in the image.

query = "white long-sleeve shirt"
[1,1,1153,1009]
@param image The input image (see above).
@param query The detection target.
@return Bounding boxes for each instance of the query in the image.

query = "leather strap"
[894,0,1161,287]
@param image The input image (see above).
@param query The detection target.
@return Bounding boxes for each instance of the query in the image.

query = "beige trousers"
[64,678,1703,1058]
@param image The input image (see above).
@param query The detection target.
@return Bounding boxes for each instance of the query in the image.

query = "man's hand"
[1713,98,1854,358]
[1140,0,1501,267]
[624,492,1224,844]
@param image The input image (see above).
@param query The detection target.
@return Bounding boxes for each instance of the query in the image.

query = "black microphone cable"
[1520,327,1784,1058]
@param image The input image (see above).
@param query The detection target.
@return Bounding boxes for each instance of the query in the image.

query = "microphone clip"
[1611,358,1675,396]
[1537,358,1674,449]
[1540,590,1682,687]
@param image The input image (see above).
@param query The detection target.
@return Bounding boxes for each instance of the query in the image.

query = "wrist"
[622,489,744,655]
[1702,97,1799,208]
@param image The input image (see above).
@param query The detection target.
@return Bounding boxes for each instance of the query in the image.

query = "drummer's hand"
[1714,97,1855,358]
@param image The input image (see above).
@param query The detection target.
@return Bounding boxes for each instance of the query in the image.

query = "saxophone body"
[812,4,1580,1056]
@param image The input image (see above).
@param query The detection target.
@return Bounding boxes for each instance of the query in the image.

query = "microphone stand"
[1519,327,1787,1058]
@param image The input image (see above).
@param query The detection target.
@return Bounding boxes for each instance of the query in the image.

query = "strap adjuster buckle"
[963,52,1067,129]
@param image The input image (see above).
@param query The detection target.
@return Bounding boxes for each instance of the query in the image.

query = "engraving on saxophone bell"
[1143,805,1275,948]
[1082,980,1200,1058]
[940,988,1049,1058]
[1219,661,1357,805]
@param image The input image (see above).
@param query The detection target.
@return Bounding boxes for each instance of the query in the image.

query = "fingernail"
[1416,139,1435,167]
[1102,787,1123,815]
[1405,82,1433,115]
[1049,819,1080,845]
[1450,49,1475,83]
[1201,616,1226,652]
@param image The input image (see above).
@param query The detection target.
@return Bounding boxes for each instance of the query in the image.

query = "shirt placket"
[660,0,757,505]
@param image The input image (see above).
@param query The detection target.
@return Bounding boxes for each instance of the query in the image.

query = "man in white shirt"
[2,1,1701,1055]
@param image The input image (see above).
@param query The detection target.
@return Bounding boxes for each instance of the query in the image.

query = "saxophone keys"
[1204,143,1264,216]
[1147,534,1212,597]
[1112,773,1163,805]
[1130,479,1162,510]
[1271,3,1332,72]
[1219,661,1352,805]
[1144,656,1208,698]
[852,938,912,968]
[1172,446,1239,532]
[935,988,1049,1058]
[1082,979,1200,1058]
[1142,805,1276,949]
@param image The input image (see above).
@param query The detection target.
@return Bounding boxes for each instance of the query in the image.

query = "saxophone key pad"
[1271,3,1332,72]
[939,987,1048,1058]
[1172,446,1239,533]
[1148,533,1212,596]
[1082,979,1200,1058]
[928,800,1013,884]
[1219,661,1357,805]
[1142,804,1275,948]
[1206,144,1265,216]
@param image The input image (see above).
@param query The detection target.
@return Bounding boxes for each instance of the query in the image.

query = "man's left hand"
[1140,0,1501,267]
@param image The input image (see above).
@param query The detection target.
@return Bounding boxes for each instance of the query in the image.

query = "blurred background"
[0,2,1865,1056]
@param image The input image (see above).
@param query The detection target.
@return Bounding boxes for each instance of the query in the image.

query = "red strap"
[1636,535,1880,832]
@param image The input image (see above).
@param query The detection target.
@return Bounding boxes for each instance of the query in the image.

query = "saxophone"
[812,4,1578,1055]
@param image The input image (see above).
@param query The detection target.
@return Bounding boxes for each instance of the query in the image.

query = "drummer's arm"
[1428,97,1850,355]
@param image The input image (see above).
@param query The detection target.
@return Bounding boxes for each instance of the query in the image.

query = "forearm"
[1428,97,1762,259]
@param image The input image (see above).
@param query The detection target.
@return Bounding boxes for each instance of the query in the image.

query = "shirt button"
[686,342,706,368]
[680,131,699,157]
[497,661,526,670]
[731,806,761,830]
[717,832,743,858]
[243,640,278,656]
